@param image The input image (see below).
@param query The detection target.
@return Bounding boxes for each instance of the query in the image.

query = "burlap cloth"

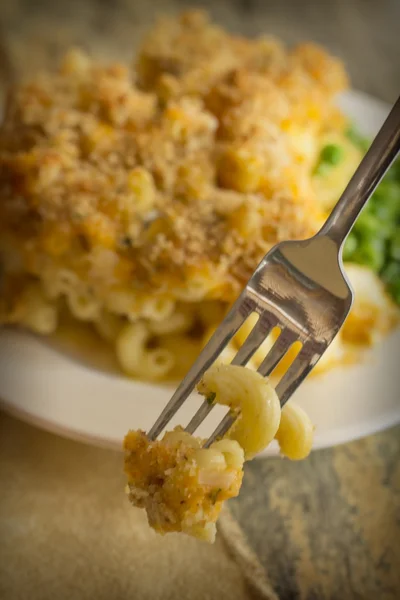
[0,411,278,600]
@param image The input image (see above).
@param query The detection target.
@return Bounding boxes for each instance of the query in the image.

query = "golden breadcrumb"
[124,428,243,542]
[0,10,348,316]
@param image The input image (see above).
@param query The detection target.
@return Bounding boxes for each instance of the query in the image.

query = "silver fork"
[149,95,400,446]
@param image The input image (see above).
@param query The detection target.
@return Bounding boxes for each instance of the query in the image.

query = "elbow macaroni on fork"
[197,364,314,462]
[124,363,314,543]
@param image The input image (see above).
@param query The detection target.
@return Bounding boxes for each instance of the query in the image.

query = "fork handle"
[320,95,400,247]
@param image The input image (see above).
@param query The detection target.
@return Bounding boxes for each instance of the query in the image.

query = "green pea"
[320,144,345,166]
[343,233,358,261]
[314,144,345,175]
[351,238,386,272]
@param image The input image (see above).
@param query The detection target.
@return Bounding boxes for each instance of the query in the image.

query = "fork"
[149,95,400,446]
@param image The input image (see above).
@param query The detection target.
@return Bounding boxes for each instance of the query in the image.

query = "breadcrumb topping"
[0,10,348,304]
[124,428,243,542]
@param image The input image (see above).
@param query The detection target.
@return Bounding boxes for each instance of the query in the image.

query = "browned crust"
[0,10,348,302]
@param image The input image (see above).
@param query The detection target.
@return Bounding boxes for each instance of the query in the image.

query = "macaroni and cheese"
[124,364,314,542]
[0,11,398,382]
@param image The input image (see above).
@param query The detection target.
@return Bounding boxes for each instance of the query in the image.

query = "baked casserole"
[0,11,398,381]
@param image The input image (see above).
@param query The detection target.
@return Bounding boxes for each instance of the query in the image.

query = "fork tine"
[257,328,297,377]
[203,411,237,448]
[185,399,212,434]
[186,312,277,435]
[275,343,321,406]
[148,295,252,440]
[231,313,277,367]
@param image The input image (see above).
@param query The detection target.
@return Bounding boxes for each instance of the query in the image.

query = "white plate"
[1,90,399,456]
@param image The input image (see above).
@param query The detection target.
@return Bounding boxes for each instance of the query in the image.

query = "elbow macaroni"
[275,402,314,460]
[147,308,193,335]
[1,281,59,335]
[197,364,281,459]
[116,322,175,380]
[20,284,59,335]
[67,291,101,322]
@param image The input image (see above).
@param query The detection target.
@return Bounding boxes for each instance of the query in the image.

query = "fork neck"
[319,95,400,248]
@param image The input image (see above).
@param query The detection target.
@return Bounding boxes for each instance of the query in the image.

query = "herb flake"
[206,392,216,405]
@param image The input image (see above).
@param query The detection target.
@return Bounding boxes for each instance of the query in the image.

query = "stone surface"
[231,427,400,599]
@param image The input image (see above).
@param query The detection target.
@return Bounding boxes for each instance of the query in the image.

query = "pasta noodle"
[116,322,174,380]
[42,269,80,301]
[174,275,218,302]
[20,284,59,335]
[104,289,139,318]
[141,296,176,322]
[147,308,194,335]
[197,364,281,459]
[275,402,314,460]
[67,291,101,322]
[1,281,59,335]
